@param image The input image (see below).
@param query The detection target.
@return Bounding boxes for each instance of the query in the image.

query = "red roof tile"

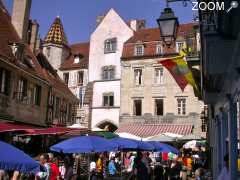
[122,23,198,60]
[60,42,89,70]
[0,4,45,79]
[116,123,193,138]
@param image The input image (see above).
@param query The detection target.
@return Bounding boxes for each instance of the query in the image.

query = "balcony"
[120,112,200,125]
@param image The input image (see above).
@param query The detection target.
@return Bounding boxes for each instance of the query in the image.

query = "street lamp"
[157,7,179,47]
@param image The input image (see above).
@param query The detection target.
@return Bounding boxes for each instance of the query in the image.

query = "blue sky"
[3,0,196,44]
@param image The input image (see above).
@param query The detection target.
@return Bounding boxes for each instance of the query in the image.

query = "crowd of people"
[0,147,209,180]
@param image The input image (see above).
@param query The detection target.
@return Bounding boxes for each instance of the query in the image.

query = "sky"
[3,0,197,44]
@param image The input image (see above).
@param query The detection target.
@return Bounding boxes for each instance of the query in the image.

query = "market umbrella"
[133,140,155,151]
[148,141,179,154]
[0,140,41,173]
[116,132,142,140]
[94,131,119,139]
[110,137,139,150]
[144,133,176,142]
[179,134,202,141]
[50,136,118,153]
[183,140,206,149]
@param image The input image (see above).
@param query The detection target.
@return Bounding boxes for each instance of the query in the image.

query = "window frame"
[176,41,185,53]
[102,92,114,107]
[77,71,84,85]
[134,44,144,56]
[155,99,164,116]
[133,99,142,116]
[134,68,143,86]
[63,72,69,85]
[156,43,163,55]
[102,66,115,80]
[104,38,117,54]
[0,68,10,96]
[154,67,164,85]
[177,98,186,115]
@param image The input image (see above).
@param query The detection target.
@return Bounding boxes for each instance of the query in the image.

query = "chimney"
[129,19,146,31]
[12,0,32,42]
[28,20,39,53]
[96,15,105,27]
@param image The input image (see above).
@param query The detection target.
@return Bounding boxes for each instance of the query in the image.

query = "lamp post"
[157,7,179,47]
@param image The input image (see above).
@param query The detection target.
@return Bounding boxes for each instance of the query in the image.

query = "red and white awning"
[116,123,193,138]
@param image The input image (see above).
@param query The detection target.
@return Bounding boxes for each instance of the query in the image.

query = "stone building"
[0,0,77,127]
[88,9,134,131]
[42,17,90,128]
[118,23,204,137]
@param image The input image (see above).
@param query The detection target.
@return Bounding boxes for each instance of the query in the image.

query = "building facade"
[88,9,134,130]
[119,23,204,137]
[199,4,240,179]
[0,0,77,127]
[42,17,90,127]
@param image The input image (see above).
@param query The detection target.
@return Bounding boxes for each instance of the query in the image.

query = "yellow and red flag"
[159,47,199,95]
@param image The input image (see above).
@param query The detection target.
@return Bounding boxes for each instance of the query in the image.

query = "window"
[177,98,186,115]
[155,99,164,116]
[77,71,84,85]
[34,85,41,106]
[74,55,80,63]
[0,68,10,95]
[104,38,117,53]
[156,43,163,54]
[17,78,28,102]
[134,69,142,85]
[133,99,142,116]
[46,47,51,57]
[63,73,69,85]
[135,45,144,56]
[154,67,164,84]
[176,41,185,53]
[55,97,60,118]
[103,92,114,107]
[102,66,115,80]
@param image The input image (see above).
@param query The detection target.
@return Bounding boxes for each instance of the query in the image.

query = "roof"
[36,52,77,100]
[116,123,193,138]
[44,16,68,45]
[60,42,89,70]
[0,4,46,80]
[122,23,198,60]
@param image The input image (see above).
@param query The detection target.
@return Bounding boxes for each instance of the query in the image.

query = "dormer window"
[104,38,117,53]
[135,44,144,56]
[74,55,80,63]
[10,42,24,61]
[156,43,163,55]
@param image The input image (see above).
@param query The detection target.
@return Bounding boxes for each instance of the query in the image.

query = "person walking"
[108,157,117,176]
[37,153,51,180]
[133,151,149,180]
[48,153,60,180]
[96,154,104,179]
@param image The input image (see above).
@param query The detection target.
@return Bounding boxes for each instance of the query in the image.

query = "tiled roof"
[122,23,198,60]
[60,42,89,70]
[44,16,68,45]
[116,123,193,138]
[0,4,45,79]
[36,52,77,100]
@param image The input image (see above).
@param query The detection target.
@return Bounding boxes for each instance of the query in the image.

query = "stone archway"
[96,120,118,132]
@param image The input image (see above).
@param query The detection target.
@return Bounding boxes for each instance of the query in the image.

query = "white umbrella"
[144,133,176,142]
[91,127,103,131]
[183,140,205,149]
[116,132,142,141]
[163,132,183,138]
[68,124,86,128]
[179,134,202,141]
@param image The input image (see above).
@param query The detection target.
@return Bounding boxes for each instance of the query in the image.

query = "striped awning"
[116,124,193,138]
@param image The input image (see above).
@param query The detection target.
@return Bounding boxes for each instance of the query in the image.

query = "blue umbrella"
[110,137,138,150]
[0,140,40,173]
[50,136,118,153]
[133,140,155,151]
[148,141,179,154]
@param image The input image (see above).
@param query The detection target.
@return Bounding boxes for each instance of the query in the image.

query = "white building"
[88,9,134,130]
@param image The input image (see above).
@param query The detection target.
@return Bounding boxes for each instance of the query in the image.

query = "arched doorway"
[96,120,118,132]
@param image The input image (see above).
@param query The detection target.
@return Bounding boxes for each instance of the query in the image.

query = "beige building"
[0,0,77,127]
[119,23,204,137]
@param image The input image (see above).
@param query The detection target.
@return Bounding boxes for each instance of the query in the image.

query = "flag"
[160,56,200,95]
